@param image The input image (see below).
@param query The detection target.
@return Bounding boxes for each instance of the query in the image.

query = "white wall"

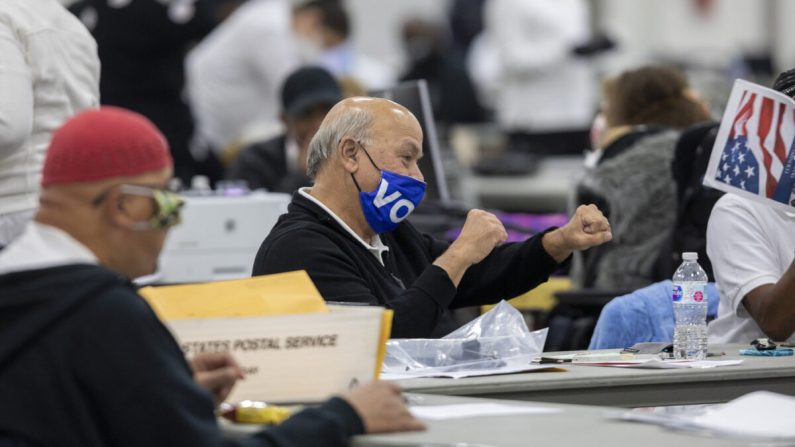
[772,0,795,73]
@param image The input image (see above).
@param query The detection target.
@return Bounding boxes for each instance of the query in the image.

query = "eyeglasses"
[93,183,184,230]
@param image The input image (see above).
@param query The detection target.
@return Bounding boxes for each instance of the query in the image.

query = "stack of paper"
[622,391,795,442]
[574,356,743,369]
[411,403,562,420]
[551,352,744,369]
[381,363,562,380]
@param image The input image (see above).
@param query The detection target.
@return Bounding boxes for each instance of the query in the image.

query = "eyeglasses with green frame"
[92,183,184,230]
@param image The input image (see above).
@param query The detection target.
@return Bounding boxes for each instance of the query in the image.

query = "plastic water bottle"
[672,252,709,360]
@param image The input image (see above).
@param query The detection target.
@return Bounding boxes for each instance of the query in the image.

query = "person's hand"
[190,352,245,405]
[543,204,612,262]
[453,209,509,265]
[342,381,426,434]
[434,209,508,285]
[562,204,612,250]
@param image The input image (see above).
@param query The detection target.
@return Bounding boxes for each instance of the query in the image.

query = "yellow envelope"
[375,309,394,380]
[139,270,329,320]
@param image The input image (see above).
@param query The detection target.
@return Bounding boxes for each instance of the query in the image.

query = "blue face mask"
[351,143,426,234]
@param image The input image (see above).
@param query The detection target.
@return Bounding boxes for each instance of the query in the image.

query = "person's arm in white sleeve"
[243,9,300,101]
[0,23,33,157]
[707,196,795,340]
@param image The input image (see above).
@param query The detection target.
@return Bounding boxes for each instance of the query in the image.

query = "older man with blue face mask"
[0,107,424,447]
[253,97,612,338]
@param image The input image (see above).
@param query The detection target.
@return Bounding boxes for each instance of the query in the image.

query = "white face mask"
[590,113,607,151]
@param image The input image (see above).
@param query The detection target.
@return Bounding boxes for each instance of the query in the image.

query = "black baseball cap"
[281,66,342,118]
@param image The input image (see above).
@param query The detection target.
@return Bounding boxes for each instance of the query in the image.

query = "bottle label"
[672,283,706,304]
[672,285,683,302]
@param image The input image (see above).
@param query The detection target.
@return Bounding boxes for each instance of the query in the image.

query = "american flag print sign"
[705,79,795,212]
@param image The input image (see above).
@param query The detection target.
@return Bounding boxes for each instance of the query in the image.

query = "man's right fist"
[452,209,508,266]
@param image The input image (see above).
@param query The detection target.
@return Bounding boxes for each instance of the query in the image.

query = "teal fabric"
[738,348,794,356]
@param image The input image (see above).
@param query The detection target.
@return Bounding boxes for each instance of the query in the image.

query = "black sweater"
[0,264,363,447]
[252,192,563,338]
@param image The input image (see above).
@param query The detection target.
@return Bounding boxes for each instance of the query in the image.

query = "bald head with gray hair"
[306,98,376,179]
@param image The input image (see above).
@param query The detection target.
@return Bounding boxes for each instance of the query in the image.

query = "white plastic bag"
[383,300,547,376]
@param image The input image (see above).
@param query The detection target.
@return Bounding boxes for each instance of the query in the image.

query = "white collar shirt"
[297,187,389,266]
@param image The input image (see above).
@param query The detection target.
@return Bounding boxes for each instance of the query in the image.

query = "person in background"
[572,66,712,290]
[186,0,302,165]
[400,18,485,125]
[295,0,394,90]
[476,0,596,156]
[253,97,612,338]
[69,0,235,185]
[226,66,342,193]
[0,107,424,446]
[707,69,795,345]
[0,0,99,247]
[447,0,487,55]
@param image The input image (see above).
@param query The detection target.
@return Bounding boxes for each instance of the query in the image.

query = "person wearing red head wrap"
[41,106,173,187]
[0,106,423,447]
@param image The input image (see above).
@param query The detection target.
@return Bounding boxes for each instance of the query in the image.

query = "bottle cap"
[682,252,698,261]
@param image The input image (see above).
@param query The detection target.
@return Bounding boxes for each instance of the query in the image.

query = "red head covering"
[41,106,172,187]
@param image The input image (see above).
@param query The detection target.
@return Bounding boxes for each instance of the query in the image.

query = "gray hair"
[306,106,374,179]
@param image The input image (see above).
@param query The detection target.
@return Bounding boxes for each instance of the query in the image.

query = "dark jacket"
[226,135,311,193]
[69,0,221,182]
[252,192,563,338]
[0,264,362,447]
[573,127,680,289]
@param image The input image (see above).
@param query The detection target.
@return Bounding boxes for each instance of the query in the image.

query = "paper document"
[381,363,563,380]
[622,391,795,442]
[563,352,743,369]
[691,391,795,439]
[703,79,795,213]
[411,403,562,420]
[139,271,393,403]
[613,359,743,369]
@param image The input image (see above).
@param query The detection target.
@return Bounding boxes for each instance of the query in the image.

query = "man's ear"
[339,137,359,174]
[101,187,141,231]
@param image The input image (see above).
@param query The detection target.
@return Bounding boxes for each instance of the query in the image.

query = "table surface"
[352,394,754,447]
[221,393,756,447]
[391,345,795,407]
